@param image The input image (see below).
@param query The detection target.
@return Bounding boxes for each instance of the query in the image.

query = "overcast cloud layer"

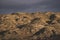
[0,0,60,14]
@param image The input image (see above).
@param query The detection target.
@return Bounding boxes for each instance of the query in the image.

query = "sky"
[0,0,60,14]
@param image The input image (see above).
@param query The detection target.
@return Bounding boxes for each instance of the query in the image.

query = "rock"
[0,12,60,40]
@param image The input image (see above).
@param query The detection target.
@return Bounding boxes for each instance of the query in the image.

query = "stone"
[0,12,60,40]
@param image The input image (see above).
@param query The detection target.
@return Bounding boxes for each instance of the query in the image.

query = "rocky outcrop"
[0,12,60,40]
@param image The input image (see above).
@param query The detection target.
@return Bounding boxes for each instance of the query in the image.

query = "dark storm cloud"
[0,0,60,13]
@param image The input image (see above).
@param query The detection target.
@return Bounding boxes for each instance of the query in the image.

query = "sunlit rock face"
[0,12,60,40]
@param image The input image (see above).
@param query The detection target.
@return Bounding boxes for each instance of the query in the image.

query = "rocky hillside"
[0,12,60,40]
